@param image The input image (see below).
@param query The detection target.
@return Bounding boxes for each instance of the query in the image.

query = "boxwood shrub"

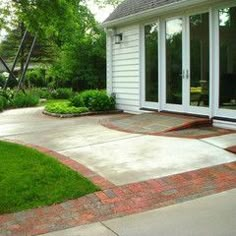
[71,90,115,111]
[45,102,88,114]
[50,88,74,99]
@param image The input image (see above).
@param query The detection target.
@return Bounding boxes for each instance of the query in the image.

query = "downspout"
[106,28,114,95]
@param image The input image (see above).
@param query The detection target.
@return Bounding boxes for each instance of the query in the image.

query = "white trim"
[213,120,236,130]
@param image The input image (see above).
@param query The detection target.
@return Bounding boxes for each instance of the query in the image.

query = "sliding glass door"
[219,7,236,110]
[166,18,183,107]
[188,12,210,114]
[164,14,210,115]
[143,23,159,108]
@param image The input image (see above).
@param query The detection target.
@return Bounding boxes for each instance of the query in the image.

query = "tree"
[0,0,107,90]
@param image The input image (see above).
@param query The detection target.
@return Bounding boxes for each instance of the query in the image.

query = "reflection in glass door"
[166,18,183,105]
[189,13,209,108]
[219,6,236,110]
[144,23,159,103]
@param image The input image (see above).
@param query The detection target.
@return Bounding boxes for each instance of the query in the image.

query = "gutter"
[103,0,211,28]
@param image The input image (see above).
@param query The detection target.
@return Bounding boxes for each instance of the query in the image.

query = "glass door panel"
[166,18,183,105]
[219,6,236,110]
[189,13,209,108]
[145,23,159,103]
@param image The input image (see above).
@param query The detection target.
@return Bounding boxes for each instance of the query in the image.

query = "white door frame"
[185,10,211,116]
[140,0,236,119]
[212,3,236,119]
[162,15,186,113]
[140,21,160,110]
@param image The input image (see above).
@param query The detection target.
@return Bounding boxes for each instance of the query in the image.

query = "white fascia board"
[103,0,211,28]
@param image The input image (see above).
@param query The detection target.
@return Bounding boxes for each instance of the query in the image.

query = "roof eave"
[103,0,209,28]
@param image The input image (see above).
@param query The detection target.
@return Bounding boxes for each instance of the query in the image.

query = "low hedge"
[71,90,115,111]
[45,102,88,114]
[11,92,40,108]
[50,88,74,99]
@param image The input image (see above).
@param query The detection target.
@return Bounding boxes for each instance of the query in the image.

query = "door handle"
[181,69,185,79]
[186,69,189,79]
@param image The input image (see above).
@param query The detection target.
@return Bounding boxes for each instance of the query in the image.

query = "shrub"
[29,88,51,99]
[45,102,88,114]
[70,94,85,107]
[50,88,74,99]
[11,92,39,108]
[0,97,4,112]
[25,68,46,88]
[79,90,115,111]
[0,96,8,110]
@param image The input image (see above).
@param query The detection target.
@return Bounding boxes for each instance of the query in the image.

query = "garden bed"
[43,109,123,118]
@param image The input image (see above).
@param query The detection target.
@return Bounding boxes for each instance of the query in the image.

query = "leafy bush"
[25,68,46,88]
[11,92,40,108]
[70,94,85,107]
[45,102,88,114]
[50,88,74,99]
[29,88,51,99]
[0,97,4,112]
[0,74,6,88]
[0,96,8,110]
[78,90,115,111]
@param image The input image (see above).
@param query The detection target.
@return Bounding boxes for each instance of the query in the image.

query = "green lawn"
[0,141,99,214]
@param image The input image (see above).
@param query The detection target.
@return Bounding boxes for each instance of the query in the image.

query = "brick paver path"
[0,144,236,236]
[101,113,235,139]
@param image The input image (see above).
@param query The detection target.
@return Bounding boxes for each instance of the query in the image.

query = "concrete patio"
[0,107,235,186]
[0,107,236,235]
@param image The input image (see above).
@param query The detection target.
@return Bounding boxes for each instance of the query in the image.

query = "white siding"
[109,24,141,113]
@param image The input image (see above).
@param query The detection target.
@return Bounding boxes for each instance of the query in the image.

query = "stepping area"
[102,112,235,138]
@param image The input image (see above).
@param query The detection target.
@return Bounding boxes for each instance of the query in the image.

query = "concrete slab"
[42,222,116,236]
[103,189,236,236]
[62,135,236,185]
[202,133,236,149]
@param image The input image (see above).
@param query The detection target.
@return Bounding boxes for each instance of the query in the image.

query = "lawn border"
[4,139,115,190]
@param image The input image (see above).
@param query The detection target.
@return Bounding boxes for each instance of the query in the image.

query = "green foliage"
[0,96,8,111]
[0,140,99,214]
[79,90,116,111]
[25,68,46,88]
[70,94,85,107]
[11,92,39,108]
[50,88,74,99]
[0,1,107,91]
[0,97,4,112]
[45,102,88,115]
[0,74,6,88]
[29,88,50,99]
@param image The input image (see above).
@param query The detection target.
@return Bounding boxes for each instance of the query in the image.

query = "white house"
[103,0,236,127]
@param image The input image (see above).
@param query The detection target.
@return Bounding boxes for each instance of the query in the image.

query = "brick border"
[0,142,236,236]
